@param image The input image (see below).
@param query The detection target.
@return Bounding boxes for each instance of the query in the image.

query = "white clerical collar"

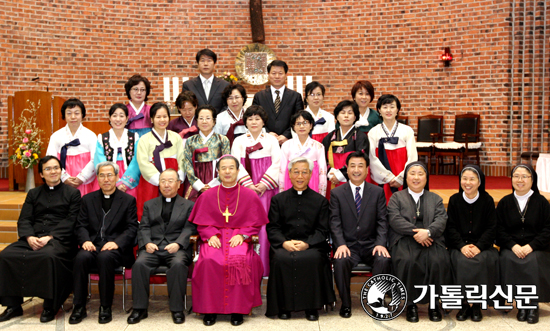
[340,126,353,139]
[104,195,110,199]
[200,74,213,85]
[49,186,55,190]
[463,191,479,204]
[165,197,172,202]
[349,181,365,198]
[152,128,167,143]
[271,85,286,97]
[222,182,238,188]
[297,190,304,195]
[408,188,424,203]
[514,189,534,212]
[130,101,145,115]
[200,130,214,143]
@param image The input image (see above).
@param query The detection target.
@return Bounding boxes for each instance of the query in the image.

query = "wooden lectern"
[7,91,66,191]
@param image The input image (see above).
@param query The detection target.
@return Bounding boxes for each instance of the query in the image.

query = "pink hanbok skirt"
[61,152,98,196]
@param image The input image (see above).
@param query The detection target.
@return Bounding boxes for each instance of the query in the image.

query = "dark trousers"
[72,248,122,307]
[333,244,391,308]
[131,249,191,311]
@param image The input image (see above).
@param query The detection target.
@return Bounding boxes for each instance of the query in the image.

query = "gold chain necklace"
[217,184,241,223]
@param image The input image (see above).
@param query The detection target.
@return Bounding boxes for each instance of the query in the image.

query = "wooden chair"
[433,114,481,175]
[415,115,443,174]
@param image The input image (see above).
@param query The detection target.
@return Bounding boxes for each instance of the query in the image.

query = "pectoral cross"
[223,206,232,223]
[416,211,420,217]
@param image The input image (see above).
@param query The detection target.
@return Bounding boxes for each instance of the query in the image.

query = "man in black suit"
[181,49,230,114]
[127,169,196,325]
[69,161,138,324]
[252,60,304,145]
[330,151,391,318]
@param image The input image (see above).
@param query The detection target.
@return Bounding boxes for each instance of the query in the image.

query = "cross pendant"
[223,206,232,223]
[521,217,525,223]
[416,211,420,217]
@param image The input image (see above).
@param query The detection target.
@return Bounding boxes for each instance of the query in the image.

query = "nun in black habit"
[445,164,499,322]
[387,161,451,323]
[496,164,550,324]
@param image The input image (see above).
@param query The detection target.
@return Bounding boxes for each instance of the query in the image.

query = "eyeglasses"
[160,179,179,185]
[309,93,323,98]
[295,121,310,127]
[227,96,242,101]
[512,175,532,180]
[291,170,310,176]
[44,166,60,172]
[131,88,146,93]
[98,173,115,179]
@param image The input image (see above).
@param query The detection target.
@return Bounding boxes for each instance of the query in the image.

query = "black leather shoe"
[471,303,482,322]
[527,308,539,324]
[339,306,352,318]
[40,309,57,323]
[171,311,185,324]
[127,309,148,324]
[98,306,112,324]
[406,304,419,323]
[517,308,527,322]
[0,306,23,322]
[456,304,471,321]
[69,305,87,324]
[429,307,442,322]
[305,309,318,321]
[203,314,217,326]
[231,313,244,326]
[278,310,291,319]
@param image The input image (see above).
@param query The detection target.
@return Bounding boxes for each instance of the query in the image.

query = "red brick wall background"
[1,0,548,175]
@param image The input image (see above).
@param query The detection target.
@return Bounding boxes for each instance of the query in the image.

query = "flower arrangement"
[220,72,239,83]
[10,100,44,169]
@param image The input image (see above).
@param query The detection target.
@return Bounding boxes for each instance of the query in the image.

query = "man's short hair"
[96,161,119,176]
[345,151,369,167]
[196,49,218,64]
[216,155,240,171]
[267,60,288,73]
[288,157,314,172]
[160,168,181,181]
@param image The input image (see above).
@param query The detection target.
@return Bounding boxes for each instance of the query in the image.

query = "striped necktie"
[355,186,361,215]
[274,90,281,113]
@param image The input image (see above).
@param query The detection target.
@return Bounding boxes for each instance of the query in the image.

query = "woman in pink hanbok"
[279,110,327,196]
[46,98,98,196]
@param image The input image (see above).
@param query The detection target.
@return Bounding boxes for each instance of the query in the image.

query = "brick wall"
[1,0,549,174]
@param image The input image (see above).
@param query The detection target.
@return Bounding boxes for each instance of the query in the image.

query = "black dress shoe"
[203,314,217,326]
[429,307,442,322]
[127,309,148,324]
[278,310,291,319]
[231,313,244,326]
[406,304,419,323]
[527,308,539,324]
[40,308,57,323]
[98,306,112,324]
[171,311,185,324]
[69,305,87,324]
[0,306,23,322]
[305,309,318,321]
[456,304,471,321]
[339,306,352,318]
[517,308,528,322]
[471,303,482,322]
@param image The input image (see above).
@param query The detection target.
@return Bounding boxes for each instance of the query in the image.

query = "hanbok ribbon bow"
[244,142,263,176]
[126,113,144,128]
[179,125,198,138]
[60,138,80,170]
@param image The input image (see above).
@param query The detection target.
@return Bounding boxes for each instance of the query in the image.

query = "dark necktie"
[60,138,80,169]
[355,186,361,215]
[274,90,281,113]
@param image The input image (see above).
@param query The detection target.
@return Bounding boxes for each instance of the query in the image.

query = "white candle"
[163,77,170,102]
[306,76,313,85]
[172,77,179,102]
[287,76,293,91]
[296,76,303,98]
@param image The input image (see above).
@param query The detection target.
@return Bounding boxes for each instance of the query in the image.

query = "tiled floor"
[0,296,548,330]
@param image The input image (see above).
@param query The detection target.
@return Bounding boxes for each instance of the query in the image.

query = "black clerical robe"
[266,187,335,316]
[445,192,499,290]
[0,182,81,310]
[496,192,550,301]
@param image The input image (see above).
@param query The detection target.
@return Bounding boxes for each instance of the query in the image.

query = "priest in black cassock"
[266,156,335,321]
[0,156,81,323]
[69,161,138,324]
